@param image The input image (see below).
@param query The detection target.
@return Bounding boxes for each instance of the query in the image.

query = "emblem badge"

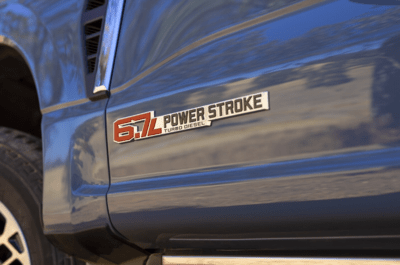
[114,91,269,143]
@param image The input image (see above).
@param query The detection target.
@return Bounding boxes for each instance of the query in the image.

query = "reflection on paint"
[106,0,400,248]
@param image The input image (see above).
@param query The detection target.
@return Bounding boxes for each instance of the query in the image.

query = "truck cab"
[0,0,400,264]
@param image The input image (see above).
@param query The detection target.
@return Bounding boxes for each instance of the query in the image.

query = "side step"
[163,256,400,265]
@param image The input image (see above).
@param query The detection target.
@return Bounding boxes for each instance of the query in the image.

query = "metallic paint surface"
[42,101,147,264]
[0,0,89,112]
[0,0,152,263]
[106,0,400,250]
[0,0,148,262]
[110,0,322,94]
[42,101,109,263]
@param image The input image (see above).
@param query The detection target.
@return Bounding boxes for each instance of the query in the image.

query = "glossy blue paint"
[0,0,150,262]
[0,0,88,112]
[41,101,110,263]
[108,147,400,193]
[42,100,148,263]
[110,0,305,90]
[106,0,400,250]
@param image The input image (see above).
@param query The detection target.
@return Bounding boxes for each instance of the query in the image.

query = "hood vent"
[86,35,100,57]
[82,0,108,99]
[86,0,106,11]
[85,19,103,36]
[84,19,103,70]
[87,57,97,73]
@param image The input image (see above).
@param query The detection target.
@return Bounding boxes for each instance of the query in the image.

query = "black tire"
[0,127,85,265]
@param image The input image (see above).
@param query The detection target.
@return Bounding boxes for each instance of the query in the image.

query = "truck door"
[106,0,400,250]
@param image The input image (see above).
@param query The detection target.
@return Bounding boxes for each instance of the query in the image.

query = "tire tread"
[0,127,85,265]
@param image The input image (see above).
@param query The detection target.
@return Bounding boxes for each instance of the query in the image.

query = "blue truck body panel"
[1,0,400,263]
[0,0,147,263]
[0,0,88,110]
[106,0,400,250]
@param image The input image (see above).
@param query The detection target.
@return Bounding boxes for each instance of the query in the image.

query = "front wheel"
[0,200,31,264]
[0,127,84,265]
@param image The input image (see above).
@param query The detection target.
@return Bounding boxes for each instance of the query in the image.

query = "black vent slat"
[86,0,105,11]
[88,58,96,73]
[83,0,107,85]
[85,19,102,36]
[87,54,97,60]
[86,36,100,56]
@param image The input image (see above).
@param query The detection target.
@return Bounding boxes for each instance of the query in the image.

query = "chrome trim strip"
[111,0,326,94]
[171,235,400,241]
[93,0,125,94]
[163,256,400,265]
[41,98,90,114]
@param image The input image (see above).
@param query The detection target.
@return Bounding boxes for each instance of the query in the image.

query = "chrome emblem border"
[113,91,270,143]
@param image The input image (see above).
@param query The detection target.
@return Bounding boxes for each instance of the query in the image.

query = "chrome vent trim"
[93,0,125,94]
[83,3,105,74]
[82,0,109,99]
[163,256,400,265]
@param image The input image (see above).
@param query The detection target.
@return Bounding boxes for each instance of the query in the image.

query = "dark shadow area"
[0,45,41,138]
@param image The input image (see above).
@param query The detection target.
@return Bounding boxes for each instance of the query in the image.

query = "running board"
[163,256,400,265]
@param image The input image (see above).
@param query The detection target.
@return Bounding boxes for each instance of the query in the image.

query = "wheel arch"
[0,36,41,138]
[0,2,150,264]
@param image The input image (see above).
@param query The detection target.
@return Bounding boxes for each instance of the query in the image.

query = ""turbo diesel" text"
[113,92,269,143]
